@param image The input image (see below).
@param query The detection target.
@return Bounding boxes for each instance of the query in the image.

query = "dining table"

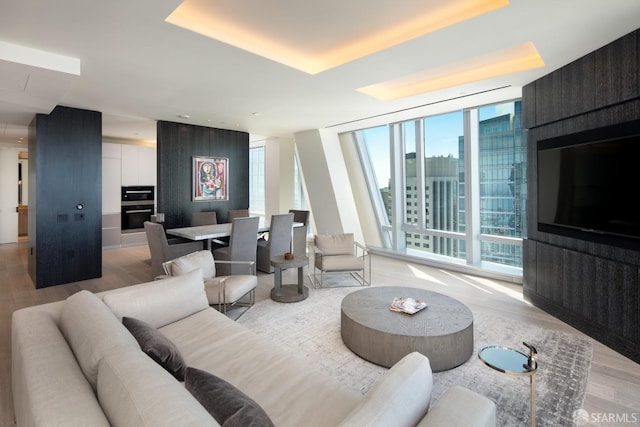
[166,217,302,251]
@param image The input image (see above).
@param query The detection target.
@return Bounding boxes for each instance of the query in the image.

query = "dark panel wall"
[28,106,102,288]
[156,121,249,228]
[522,29,640,362]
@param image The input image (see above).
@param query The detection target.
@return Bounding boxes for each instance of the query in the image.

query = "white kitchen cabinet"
[138,146,156,185]
[121,144,156,186]
[102,157,121,214]
[102,143,122,214]
[103,142,122,159]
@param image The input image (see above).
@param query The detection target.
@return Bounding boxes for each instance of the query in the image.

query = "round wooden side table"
[270,255,309,302]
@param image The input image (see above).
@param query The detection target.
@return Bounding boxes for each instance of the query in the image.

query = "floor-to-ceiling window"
[476,102,526,267]
[353,100,525,273]
[249,145,265,215]
[354,125,392,247]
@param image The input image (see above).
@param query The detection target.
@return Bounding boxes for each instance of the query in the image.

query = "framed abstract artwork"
[192,156,228,201]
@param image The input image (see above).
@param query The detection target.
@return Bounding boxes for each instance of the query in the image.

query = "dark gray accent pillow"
[122,316,186,381]
[185,367,275,427]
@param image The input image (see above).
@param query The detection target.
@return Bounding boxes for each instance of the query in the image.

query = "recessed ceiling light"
[166,0,510,75]
[177,114,191,119]
[357,42,544,100]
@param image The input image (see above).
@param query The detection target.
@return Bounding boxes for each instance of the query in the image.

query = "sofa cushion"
[123,316,187,381]
[159,308,361,427]
[12,309,111,427]
[59,290,140,390]
[102,268,209,328]
[97,346,219,427]
[315,254,365,272]
[170,250,216,278]
[416,386,496,427]
[315,233,354,256]
[337,352,433,427]
[186,367,275,427]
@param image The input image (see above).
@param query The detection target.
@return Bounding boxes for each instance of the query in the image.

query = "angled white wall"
[294,129,362,242]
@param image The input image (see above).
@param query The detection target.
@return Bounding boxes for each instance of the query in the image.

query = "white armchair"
[162,250,257,317]
[311,233,370,288]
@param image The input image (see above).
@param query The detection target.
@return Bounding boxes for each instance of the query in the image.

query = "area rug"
[238,286,593,427]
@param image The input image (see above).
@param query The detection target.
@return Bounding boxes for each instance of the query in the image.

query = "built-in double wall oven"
[121,186,155,231]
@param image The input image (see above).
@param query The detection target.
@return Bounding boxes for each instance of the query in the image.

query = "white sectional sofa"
[11,268,496,427]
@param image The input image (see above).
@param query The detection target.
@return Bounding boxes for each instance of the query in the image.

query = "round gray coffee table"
[341,286,473,371]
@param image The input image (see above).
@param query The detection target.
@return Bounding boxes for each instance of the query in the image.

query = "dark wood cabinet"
[523,28,640,363]
[524,240,639,362]
[561,53,596,117]
[595,31,638,108]
[533,71,564,124]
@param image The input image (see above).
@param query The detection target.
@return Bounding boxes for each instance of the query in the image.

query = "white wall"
[263,137,296,218]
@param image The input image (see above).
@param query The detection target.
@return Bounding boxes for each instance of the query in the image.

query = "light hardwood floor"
[1,242,638,426]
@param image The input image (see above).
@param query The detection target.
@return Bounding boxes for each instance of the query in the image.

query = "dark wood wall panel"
[622,266,639,342]
[29,106,102,288]
[562,249,585,315]
[156,121,249,229]
[534,71,563,124]
[521,82,537,129]
[523,28,640,363]
[536,243,562,301]
[561,53,595,117]
[525,241,640,362]
[595,31,638,107]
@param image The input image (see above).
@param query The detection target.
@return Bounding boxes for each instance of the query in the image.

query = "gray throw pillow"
[122,316,186,381]
[185,367,275,427]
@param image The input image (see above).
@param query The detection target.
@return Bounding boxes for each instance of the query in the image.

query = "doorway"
[0,148,27,244]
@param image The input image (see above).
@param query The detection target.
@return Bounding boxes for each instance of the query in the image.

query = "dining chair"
[227,208,249,223]
[144,221,202,278]
[191,211,217,226]
[288,209,310,258]
[213,216,259,276]
[256,213,294,273]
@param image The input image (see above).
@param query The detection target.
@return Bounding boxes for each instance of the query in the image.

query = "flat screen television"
[537,119,640,250]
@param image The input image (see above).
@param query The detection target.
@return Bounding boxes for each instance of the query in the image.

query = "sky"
[361,102,515,187]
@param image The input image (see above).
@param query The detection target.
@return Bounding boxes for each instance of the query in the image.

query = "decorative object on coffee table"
[341,286,473,371]
[478,342,538,427]
[389,297,427,314]
[270,255,308,302]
